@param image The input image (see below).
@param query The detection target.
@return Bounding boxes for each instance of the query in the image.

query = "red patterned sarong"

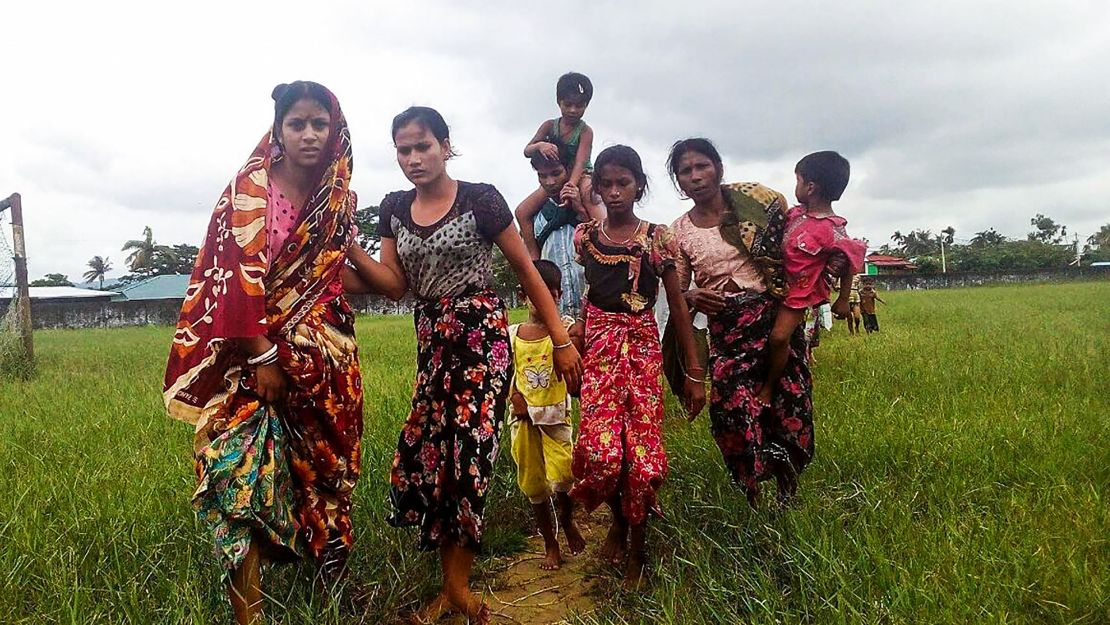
[570,303,667,525]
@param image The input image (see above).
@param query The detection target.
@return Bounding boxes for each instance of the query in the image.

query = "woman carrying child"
[571,145,705,587]
[666,137,816,506]
[375,106,581,624]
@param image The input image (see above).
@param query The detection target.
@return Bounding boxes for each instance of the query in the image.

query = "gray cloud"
[2,1,1108,281]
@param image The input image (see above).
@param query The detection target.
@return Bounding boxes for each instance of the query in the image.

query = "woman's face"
[394,121,449,186]
[279,98,331,169]
[595,163,640,216]
[674,150,721,205]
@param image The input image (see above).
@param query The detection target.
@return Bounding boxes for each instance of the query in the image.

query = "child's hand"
[537,142,560,161]
[510,390,528,417]
[683,377,706,421]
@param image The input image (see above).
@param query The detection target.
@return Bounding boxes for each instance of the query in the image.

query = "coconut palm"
[122,226,156,271]
[82,256,113,290]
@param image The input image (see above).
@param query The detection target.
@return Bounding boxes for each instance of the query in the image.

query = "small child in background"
[758,151,866,499]
[846,273,862,335]
[859,279,886,333]
[509,260,586,570]
[524,72,596,206]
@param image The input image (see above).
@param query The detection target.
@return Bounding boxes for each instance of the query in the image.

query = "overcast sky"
[2,1,1108,282]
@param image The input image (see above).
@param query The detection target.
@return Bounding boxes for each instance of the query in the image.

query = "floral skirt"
[388,290,511,551]
[193,297,364,576]
[707,292,813,498]
[570,303,666,526]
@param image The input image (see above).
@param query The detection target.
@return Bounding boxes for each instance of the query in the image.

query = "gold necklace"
[601,218,642,246]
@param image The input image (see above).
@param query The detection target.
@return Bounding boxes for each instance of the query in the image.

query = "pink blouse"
[266,181,300,265]
[670,211,766,293]
[267,181,346,303]
[782,205,866,309]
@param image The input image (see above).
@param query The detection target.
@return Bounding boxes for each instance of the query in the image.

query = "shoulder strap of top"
[567,119,584,144]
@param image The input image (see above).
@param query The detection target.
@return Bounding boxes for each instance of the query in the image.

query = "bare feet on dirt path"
[483,509,604,624]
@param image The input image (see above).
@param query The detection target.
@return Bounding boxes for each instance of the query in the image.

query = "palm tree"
[940,226,956,246]
[1088,223,1110,249]
[970,228,1006,246]
[122,226,156,271]
[82,256,113,290]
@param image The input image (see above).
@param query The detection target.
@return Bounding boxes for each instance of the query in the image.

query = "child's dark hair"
[795,151,850,201]
[529,150,573,173]
[391,106,457,157]
[272,81,334,138]
[592,145,648,200]
[556,72,593,103]
[667,138,724,190]
[531,259,562,293]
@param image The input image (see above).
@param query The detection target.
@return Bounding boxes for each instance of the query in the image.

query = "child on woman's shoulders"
[524,72,598,212]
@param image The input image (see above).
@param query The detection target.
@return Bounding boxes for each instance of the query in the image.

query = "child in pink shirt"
[757,152,865,493]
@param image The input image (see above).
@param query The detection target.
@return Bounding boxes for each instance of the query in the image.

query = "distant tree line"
[874,214,1110,274]
[32,209,1109,288]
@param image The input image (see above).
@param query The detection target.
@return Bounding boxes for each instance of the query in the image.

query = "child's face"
[596,164,639,215]
[535,163,571,199]
[558,95,589,122]
[794,172,817,205]
[523,289,562,314]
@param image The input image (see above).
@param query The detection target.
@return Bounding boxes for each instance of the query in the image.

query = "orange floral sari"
[163,86,363,575]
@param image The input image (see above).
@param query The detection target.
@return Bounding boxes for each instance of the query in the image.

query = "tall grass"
[0,282,1106,624]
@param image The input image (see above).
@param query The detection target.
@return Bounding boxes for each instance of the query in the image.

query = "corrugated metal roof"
[0,286,117,300]
[114,274,190,301]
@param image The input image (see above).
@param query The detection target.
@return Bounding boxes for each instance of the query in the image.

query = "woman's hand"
[826,251,850,277]
[755,384,772,408]
[683,376,706,420]
[553,343,582,393]
[254,362,288,404]
[831,295,851,319]
[684,288,726,315]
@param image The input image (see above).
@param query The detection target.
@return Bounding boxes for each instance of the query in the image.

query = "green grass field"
[1,282,1107,624]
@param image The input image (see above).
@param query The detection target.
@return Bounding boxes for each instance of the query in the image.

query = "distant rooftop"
[113,274,190,301]
[0,286,117,301]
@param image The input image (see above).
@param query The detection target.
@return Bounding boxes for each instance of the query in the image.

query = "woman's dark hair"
[795,151,850,201]
[391,106,456,157]
[592,145,649,201]
[271,81,334,138]
[667,138,724,191]
[556,72,593,103]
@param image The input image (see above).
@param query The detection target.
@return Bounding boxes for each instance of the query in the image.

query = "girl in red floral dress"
[571,145,705,587]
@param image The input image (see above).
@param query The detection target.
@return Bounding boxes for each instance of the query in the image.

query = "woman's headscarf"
[163,84,355,425]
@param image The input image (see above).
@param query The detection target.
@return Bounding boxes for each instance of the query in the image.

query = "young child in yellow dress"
[509,259,586,570]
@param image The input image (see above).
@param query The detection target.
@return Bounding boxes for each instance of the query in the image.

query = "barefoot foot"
[598,522,627,566]
[622,552,646,590]
[540,544,563,571]
[410,591,450,625]
[564,521,587,556]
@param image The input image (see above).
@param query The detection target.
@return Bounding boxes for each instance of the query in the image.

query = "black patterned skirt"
[387,289,512,551]
[706,292,814,499]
